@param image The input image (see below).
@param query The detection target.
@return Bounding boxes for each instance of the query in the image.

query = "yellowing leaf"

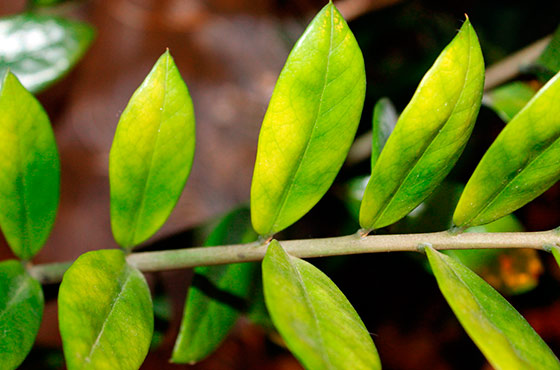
[454,70,560,227]
[360,19,484,231]
[0,71,60,260]
[58,250,153,370]
[262,240,380,370]
[110,50,195,248]
[250,3,366,236]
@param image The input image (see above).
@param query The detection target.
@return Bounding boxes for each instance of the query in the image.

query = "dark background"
[1,0,560,369]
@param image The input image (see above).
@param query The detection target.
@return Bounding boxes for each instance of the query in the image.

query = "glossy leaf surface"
[0,72,60,260]
[484,81,535,123]
[172,208,257,364]
[262,240,380,370]
[251,3,366,236]
[0,260,43,370]
[0,14,94,93]
[426,247,560,370]
[359,19,484,230]
[58,250,153,370]
[454,70,560,227]
[110,50,196,248]
[371,97,398,169]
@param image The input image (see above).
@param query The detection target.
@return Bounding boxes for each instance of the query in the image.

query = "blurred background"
[1,0,560,368]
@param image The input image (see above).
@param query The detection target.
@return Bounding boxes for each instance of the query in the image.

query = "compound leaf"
[0,71,60,260]
[0,14,94,93]
[359,18,484,231]
[262,240,380,370]
[250,2,366,236]
[110,50,196,249]
[0,260,44,370]
[58,249,153,370]
[454,70,560,227]
[426,246,560,370]
[172,208,257,364]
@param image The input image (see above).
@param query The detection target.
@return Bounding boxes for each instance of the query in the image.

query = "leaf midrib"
[0,274,31,322]
[128,54,171,246]
[266,6,335,235]
[84,267,132,364]
[287,254,334,369]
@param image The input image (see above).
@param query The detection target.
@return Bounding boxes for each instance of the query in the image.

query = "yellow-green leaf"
[58,249,153,370]
[426,246,560,370]
[262,240,380,370]
[110,50,195,249]
[0,71,60,260]
[454,70,560,227]
[250,3,366,236]
[0,260,44,370]
[359,19,484,231]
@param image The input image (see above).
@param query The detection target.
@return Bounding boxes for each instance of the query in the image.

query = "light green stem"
[28,230,559,284]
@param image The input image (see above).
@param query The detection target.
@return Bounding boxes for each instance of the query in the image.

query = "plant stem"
[29,229,559,284]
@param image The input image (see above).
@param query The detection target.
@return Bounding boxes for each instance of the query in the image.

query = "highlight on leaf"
[0,14,95,93]
[250,2,366,237]
[110,49,196,249]
[359,17,484,232]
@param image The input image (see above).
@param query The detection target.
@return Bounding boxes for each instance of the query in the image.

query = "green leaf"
[552,245,560,268]
[425,246,560,370]
[110,50,196,249]
[58,249,153,370]
[454,70,560,227]
[0,72,60,260]
[359,18,484,231]
[484,81,535,123]
[262,240,380,370]
[172,208,257,364]
[31,0,67,6]
[536,24,560,79]
[0,260,44,370]
[250,3,366,236]
[0,14,94,93]
[371,97,398,170]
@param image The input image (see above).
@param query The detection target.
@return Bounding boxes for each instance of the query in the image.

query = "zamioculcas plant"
[1,1,560,369]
